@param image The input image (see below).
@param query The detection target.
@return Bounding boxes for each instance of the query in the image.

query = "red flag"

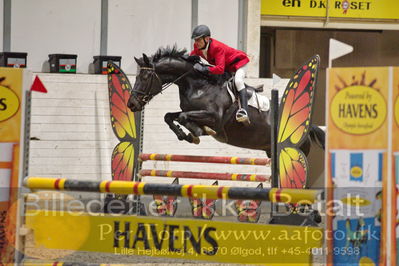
[30,76,47,93]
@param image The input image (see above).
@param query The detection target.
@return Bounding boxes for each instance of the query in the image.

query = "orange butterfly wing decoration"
[189,181,218,220]
[108,62,142,181]
[277,55,320,188]
[153,178,179,216]
[234,183,263,223]
[190,198,217,220]
[153,196,178,216]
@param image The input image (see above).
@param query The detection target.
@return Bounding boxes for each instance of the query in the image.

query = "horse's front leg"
[164,112,199,144]
[178,110,217,136]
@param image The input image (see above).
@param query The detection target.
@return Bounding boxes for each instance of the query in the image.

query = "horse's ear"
[134,57,143,67]
[142,53,151,66]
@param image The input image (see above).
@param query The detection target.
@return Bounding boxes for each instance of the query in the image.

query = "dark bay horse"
[127,46,324,157]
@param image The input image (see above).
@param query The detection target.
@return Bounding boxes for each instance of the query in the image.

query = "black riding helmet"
[191,25,211,39]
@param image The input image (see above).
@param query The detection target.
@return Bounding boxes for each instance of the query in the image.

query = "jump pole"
[139,169,270,182]
[24,177,319,204]
[139,153,271,166]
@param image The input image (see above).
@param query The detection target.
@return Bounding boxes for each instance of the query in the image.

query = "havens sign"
[112,221,218,256]
[25,210,322,264]
[330,85,386,135]
[0,86,20,122]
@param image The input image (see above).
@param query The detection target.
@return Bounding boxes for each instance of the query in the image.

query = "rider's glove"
[193,63,209,75]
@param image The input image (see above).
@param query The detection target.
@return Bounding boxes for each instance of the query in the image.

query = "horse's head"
[128,47,192,112]
[127,53,163,112]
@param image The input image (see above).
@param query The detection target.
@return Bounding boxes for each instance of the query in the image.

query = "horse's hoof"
[186,133,200,144]
[193,136,200,144]
[189,134,200,144]
[203,126,216,136]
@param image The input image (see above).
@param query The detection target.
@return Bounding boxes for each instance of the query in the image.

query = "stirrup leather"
[236,108,249,122]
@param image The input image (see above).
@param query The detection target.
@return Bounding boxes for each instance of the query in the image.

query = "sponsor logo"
[0,86,20,122]
[350,166,363,179]
[331,86,386,134]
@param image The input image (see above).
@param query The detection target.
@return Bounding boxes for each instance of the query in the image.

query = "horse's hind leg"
[164,112,199,144]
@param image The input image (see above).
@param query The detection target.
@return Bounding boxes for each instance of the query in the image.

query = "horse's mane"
[152,45,227,86]
[152,45,187,63]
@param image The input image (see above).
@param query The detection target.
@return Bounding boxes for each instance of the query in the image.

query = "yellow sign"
[0,68,24,142]
[327,67,389,149]
[393,67,399,265]
[261,0,399,20]
[330,85,386,135]
[0,67,26,265]
[25,210,323,264]
[0,86,20,122]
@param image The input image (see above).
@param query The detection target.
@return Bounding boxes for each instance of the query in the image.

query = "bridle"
[131,65,192,106]
[132,66,163,104]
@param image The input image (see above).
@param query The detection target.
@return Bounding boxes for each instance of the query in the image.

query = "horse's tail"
[309,125,325,150]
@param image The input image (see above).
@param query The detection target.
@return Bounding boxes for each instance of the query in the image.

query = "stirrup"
[236,108,249,123]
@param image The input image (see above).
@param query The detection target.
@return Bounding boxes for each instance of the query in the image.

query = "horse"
[127,46,324,158]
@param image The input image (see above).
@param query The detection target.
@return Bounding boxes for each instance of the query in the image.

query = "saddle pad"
[226,84,270,112]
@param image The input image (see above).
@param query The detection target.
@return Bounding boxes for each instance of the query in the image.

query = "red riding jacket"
[190,38,249,75]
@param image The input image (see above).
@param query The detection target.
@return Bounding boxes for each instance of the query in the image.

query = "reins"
[133,66,192,105]
[160,70,191,91]
[139,66,192,93]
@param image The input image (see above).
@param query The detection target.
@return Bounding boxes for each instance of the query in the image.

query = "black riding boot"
[236,89,250,125]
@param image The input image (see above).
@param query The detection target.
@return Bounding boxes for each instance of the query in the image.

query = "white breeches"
[234,66,247,92]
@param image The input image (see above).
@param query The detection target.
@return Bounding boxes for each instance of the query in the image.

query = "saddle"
[226,77,264,99]
[224,77,270,113]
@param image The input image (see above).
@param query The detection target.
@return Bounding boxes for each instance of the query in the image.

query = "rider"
[190,24,250,124]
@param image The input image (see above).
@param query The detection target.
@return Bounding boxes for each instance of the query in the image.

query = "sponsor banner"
[395,152,399,265]
[24,210,322,264]
[393,67,399,265]
[0,68,24,141]
[327,67,389,150]
[327,67,391,264]
[261,0,399,20]
[0,67,26,264]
